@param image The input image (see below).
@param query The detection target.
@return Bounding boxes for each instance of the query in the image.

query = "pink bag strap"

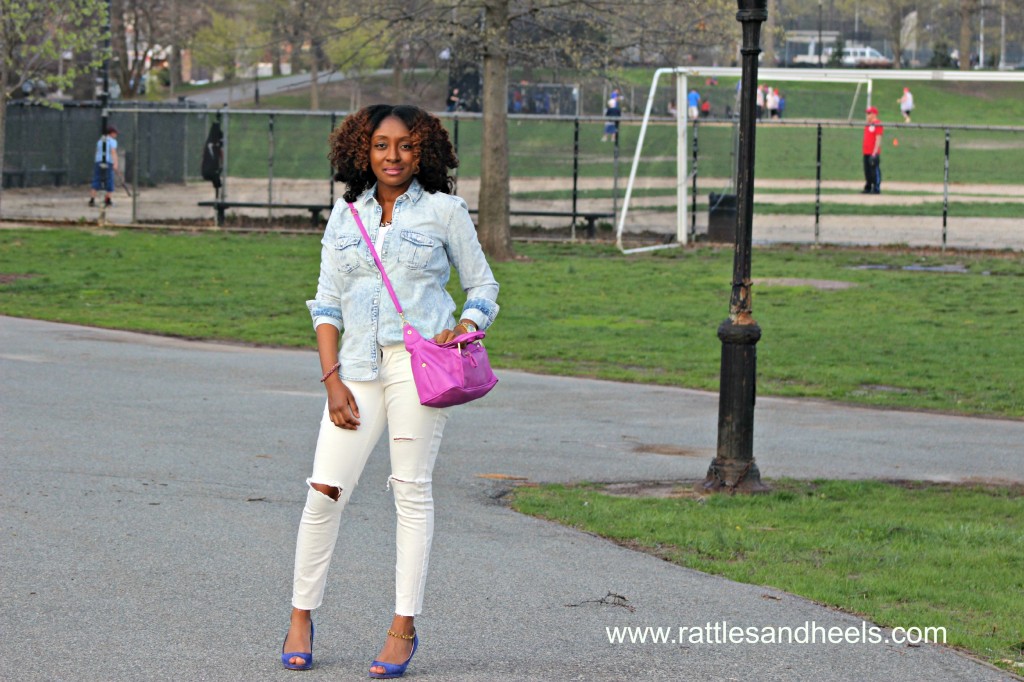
[348,202,406,321]
[348,202,484,346]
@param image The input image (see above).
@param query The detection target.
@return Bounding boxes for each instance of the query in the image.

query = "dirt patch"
[853,384,917,395]
[957,140,1024,151]
[0,273,37,284]
[885,479,1024,497]
[603,480,708,499]
[756,277,857,290]
[598,479,1024,499]
[475,473,531,481]
[633,443,706,457]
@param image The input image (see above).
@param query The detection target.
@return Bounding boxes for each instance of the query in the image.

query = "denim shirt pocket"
[333,235,363,273]
[397,230,436,270]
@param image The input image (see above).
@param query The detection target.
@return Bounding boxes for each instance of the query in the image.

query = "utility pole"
[702,0,770,494]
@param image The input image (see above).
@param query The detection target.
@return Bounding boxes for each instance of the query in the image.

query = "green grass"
[511,479,1024,670]
[509,186,1024,219]
[223,115,1024,186]
[222,74,1024,187]
[3,230,1024,417]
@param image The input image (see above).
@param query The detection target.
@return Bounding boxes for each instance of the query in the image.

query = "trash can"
[707,193,737,243]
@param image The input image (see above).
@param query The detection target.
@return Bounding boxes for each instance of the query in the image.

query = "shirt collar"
[358,178,424,208]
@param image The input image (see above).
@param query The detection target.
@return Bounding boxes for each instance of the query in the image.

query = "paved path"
[2,177,1021,251]
[1,316,1021,681]
[179,70,363,107]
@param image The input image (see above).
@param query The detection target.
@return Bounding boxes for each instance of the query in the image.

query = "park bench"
[198,201,614,237]
[470,209,615,238]
[2,168,69,189]
[198,200,332,227]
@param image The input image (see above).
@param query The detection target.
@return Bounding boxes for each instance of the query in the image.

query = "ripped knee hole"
[310,482,341,501]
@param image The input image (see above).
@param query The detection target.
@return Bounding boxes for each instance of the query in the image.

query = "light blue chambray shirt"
[306,179,500,381]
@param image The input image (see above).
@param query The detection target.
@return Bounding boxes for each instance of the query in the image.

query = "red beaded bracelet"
[320,361,341,382]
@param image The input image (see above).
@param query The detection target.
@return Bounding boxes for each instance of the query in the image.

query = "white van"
[832,45,893,68]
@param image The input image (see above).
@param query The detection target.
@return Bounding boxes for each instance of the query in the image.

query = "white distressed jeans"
[291,344,450,616]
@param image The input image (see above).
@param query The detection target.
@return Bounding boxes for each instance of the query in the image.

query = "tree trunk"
[392,47,404,102]
[0,63,7,217]
[169,45,182,96]
[890,6,904,69]
[310,58,320,110]
[959,0,975,70]
[762,0,776,66]
[477,0,514,261]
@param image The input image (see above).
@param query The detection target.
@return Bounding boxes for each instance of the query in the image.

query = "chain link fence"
[3,104,1022,250]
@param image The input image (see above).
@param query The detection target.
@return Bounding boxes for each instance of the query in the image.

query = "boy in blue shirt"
[89,126,119,207]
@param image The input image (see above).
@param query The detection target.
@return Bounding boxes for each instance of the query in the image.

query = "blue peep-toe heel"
[368,629,418,679]
[281,621,315,671]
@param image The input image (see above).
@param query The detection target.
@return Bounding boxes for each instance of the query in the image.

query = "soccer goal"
[615,66,873,253]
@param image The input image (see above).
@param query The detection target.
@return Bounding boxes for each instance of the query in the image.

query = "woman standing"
[281,104,499,678]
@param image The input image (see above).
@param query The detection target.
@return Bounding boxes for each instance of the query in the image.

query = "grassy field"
[511,479,1024,671]
[224,75,1024,191]
[222,113,1024,188]
[3,228,1021,672]
[2,229,1023,418]
[510,188,1024,219]
[252,69,1024,126]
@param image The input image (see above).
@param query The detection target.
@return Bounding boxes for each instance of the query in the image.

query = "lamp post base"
[705,316,769,494]
[700,457,770,493]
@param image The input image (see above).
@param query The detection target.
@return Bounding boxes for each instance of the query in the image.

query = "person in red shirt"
[862,106,884,194]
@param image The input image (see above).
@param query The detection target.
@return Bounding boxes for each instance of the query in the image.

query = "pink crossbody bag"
[348,203,498,407]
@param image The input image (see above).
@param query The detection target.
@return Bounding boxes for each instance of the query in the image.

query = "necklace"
[381,219,392,228]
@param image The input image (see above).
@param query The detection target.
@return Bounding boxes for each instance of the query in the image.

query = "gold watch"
[460,321,478,333]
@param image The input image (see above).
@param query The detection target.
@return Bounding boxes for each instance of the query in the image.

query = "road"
[1,315,1021,681]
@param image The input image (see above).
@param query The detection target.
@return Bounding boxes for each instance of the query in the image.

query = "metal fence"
[681,117,1024,250]
[3,101,210,189]
[3,105,1023,251]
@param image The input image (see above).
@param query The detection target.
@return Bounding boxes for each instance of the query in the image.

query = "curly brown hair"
[328,104,459,202]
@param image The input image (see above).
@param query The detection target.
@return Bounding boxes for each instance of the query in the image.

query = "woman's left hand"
[433,321,475,345]
[432,328,458,344]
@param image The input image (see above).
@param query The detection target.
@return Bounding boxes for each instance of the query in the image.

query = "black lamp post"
[702,0,769,494]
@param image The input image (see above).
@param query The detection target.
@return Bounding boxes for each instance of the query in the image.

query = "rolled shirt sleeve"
[306,230,344,332]
[445,200,500,330]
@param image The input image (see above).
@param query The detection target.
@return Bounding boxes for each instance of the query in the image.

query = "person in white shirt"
[88,126,119,207]
[898,87,914,123]
[766,87,780,120]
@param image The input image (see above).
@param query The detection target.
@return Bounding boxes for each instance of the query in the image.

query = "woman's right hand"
[325,379,361,430]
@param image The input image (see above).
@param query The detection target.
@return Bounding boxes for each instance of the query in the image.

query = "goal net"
[615,67,872,253]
